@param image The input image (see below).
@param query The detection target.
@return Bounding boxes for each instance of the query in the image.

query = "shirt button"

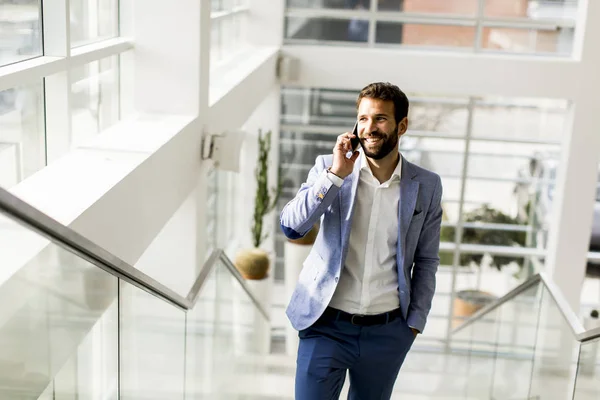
[335,277,339,283]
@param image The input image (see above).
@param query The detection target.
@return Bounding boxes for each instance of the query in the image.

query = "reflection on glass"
[0,82,45,188]
[287,0,371,9]
[52,302,118,398]
[0,0,42,66]
[286,17,369,42]
[186,259,270,397]
[376,23,476,47]
[574,339,600,399]
[70,55,120,149]
[529,286,581,399]
[120,280,186,399]
[400,137,465,176]
[472,97,569,141]
[482,26,573,56]
[491,287,542,398]
[70,0,118,47]
[377,0,477,14]
[409,98,469,135]
[484,0,579,20]
[211,16,247,66]
[0,213,118,399]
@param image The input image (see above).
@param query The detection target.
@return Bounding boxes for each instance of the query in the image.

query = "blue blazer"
[280,152,443,333]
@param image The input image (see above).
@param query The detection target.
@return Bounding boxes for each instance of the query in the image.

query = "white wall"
[280,46,580,99]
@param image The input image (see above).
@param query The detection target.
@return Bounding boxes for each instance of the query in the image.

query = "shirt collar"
[360,150,403,182]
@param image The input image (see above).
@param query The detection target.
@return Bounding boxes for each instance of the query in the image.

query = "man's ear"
[397,117,408,136]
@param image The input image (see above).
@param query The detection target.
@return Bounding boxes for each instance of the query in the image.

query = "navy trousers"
[295,309,416,400]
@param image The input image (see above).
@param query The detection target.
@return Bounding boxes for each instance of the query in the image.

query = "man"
[280,82,443,399]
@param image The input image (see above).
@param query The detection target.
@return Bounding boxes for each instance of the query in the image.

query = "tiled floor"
[224,348,474,399]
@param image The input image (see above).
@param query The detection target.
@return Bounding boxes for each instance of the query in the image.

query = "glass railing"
[0,186,270,399]
[452,273,600,400]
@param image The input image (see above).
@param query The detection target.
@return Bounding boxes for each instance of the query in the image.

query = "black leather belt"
[322,307,402,326]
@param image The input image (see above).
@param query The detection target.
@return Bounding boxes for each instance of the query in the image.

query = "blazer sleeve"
[407,176,443,333]
[280,156,342,239]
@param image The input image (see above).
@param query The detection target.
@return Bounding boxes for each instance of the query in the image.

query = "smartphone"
[350,121,360,151]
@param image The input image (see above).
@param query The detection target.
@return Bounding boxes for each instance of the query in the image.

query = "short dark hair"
[356,82,409,124]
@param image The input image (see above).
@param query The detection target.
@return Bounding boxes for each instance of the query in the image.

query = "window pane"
[0,0,42,66]
[409,96,469,136]
[70,0,118,47]
[211,20,221,64]
[471,97,569,141]
[484,0,578,19]
[377,0,478,15]
[0,82,45,188]
[71,55,119,148]
[376,22,476,48]
[287,0,372,9]
[482,26,573,56]
[286,17,370,43]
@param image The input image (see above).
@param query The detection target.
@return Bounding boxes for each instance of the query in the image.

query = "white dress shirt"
[327,151,402,315]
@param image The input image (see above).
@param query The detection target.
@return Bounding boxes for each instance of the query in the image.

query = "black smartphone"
[350,121,360,151]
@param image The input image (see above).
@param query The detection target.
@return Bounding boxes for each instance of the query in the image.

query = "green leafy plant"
[440,204,526,270]
[251,129,282,248]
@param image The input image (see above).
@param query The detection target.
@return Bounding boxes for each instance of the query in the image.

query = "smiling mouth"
[364,137,382,145]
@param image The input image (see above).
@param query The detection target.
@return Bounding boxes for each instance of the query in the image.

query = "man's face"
[357,97,407,160]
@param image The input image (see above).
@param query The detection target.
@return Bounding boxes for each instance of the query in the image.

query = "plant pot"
[287,223,319,246]
[452,290,497,328]
[234,248,270,280]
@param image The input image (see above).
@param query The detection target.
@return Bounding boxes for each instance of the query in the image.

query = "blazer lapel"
[339,152,362,250]
[399,157,420,266]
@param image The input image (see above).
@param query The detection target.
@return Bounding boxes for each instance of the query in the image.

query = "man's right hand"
[330,132,360,179]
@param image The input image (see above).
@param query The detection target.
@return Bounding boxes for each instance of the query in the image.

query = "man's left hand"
[410,328,419,337]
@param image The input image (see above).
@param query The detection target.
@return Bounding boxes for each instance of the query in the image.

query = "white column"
[545,0,600,311]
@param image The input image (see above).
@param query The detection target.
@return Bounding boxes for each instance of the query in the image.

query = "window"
[285,0,578,55]
[0,82,45,188]
[0,0,131,188]
[0,0,43,66]
[211,0,249,66]
[277,86,569,343]
[70,0,119,47]
[71,55,120,147]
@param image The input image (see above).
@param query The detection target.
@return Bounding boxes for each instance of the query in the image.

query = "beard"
[359,129,399,160]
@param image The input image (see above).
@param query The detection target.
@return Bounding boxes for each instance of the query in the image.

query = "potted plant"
[441,205,528,324]
[234,129,282,280]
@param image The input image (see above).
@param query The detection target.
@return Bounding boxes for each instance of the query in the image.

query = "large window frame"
[0,0,133,186]
[284,1,578,56]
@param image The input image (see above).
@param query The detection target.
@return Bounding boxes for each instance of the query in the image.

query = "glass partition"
[451,278,587,399]
[120,280,186,399]
[285,0,578,55]
[574,338,600,399]
[185,258,270,398]
[0,195,271,400]
[528,286,582,399]
[0,0,42,67]
[0,212,118,399]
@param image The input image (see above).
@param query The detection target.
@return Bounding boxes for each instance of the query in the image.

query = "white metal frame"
[210,4,251,69]
[277,85,569,345]
[285,4,577,53]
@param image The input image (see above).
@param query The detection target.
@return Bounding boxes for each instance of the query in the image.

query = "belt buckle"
[350,314,364,325]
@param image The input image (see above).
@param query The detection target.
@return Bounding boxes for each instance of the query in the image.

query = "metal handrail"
[0,186,270,320]
[451,271,600,343]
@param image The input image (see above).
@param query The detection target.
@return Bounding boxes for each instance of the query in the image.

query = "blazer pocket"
[302,251,325,281]
[412,209,425,220]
